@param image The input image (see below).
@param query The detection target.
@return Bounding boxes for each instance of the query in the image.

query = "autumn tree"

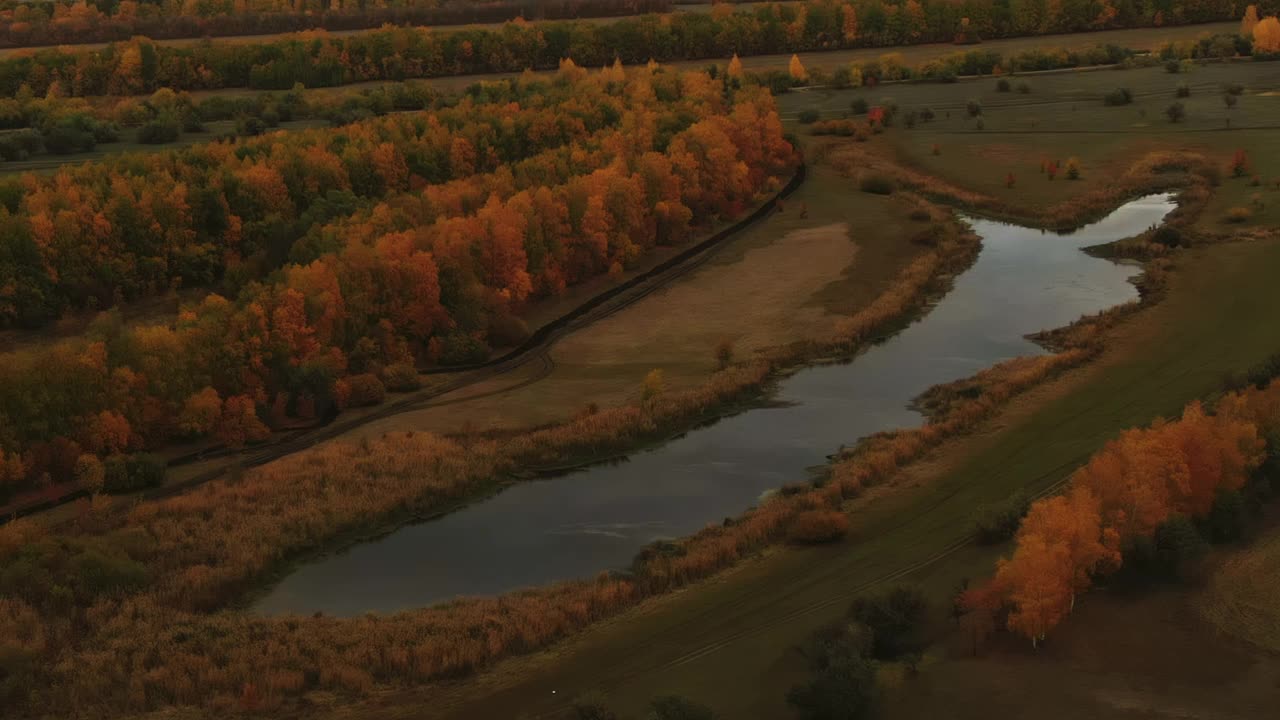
[1255,16,1280,53]
[789,54,808,84]
[726,53,744,79]
[1241,5,1260,37]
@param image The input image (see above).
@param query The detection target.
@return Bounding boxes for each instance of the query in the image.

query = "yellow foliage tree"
[727,53,744,79]
[788,54,808,83]
[1255,16,1280,52]
[1241,5,1260,37]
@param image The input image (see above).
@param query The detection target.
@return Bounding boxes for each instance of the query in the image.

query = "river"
[254,194,1175,616]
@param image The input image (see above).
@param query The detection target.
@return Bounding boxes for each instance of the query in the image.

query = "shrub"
[1176,83,1191,98]
[996,78,1011,92]
[788,510,850,544]
[1015,81,1032,94]
[1164,59,1182,73]
[858,174,894,195]
[648,696,716,720]
[972,491,1031,544]
[1223,92,1238,109]
[851,98,869,115]
[849,585,929,659]
[1224,82,1245,96]
[435,331,489,365]
[379,363,420,392]
[1151,226,1184,248]
[345,373,387,407]
[487,312,530,347]
[1166,102,1186,122]
[786,654,878,720]
[135,114,182,144]
[1202,488,1248,542]
[1065,157,1081,180]
[715,339,734,370]
[102,453,166,494]
[797,109,820,124]
[1103,87,1133,106]
[1225,206,1251,223]
[908,208,932,222]
[965,98,982,117]
[919,107,935,121]
[0,128,44,160]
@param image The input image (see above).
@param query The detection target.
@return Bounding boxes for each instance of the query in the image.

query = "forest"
[0,0,1264,96]
[0,0,674,47]
[0,64,795,505]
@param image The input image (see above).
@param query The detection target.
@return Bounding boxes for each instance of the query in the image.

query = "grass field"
[882,583,1280,720]
[373,228,1280,720]
[1198,522,1280,655]
[780,60,1280,228]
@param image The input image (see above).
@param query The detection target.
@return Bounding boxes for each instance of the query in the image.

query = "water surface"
[256,195,1175,616]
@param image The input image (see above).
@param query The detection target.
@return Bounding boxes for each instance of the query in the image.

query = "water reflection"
[255,195,1175,616]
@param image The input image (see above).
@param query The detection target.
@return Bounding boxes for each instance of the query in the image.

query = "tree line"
[0,0,673,48]
[0,65,796,504]
[0,0,1257,97]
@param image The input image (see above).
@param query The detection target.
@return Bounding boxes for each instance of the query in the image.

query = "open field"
[882,584,1280,720]
[380,228,1280,720]
[790,61,1280,230]
[1199,522,1280,654]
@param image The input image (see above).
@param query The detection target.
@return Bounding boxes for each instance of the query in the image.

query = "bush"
[858,174,894,195]
[0,128,44,160]
[1015,81,1032,94]
[135,115,182,144]
[908,208,931,222]
[972,491,1031,544]
[788,510,850,544]
[1164,59,1182,73]
[648,696,716,720]
[797,109,820,124]
[1151,226,1184,248]
[849,585,929,660]
[1176,83,1191,98]
[435,331,490,365]
[102,453,166,494]
[1202,488,1248,542]
[919,107,935,121]
[1104,87,1133,106]
[850,98,869,115]
[965,98,982,117]
[1224,82,1244,96]
[1166,102,1186,122]
[379,363,420,392]
[996,78,1011,92]
[787,654,878,720]
[1223,92,1238,109]
[1225,206,1251,223]
[345,373,387,407]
